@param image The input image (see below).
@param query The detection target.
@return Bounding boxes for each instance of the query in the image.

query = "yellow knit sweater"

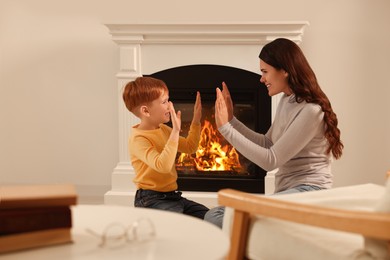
[128,123,201,192]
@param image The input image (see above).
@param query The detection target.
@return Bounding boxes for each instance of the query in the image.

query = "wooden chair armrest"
[219,188,390,260]
[218,188,390,240]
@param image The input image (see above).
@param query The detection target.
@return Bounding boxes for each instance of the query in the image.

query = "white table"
[0,205,229,259]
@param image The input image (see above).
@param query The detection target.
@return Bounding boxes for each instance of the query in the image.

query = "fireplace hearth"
[148,64,271,193]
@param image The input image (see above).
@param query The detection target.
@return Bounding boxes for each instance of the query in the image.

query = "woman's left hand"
[215,88,229,128]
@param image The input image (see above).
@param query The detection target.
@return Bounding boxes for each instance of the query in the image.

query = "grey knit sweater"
[218,93,332,193]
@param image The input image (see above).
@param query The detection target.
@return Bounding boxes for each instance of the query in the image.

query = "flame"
[176,120,243,172]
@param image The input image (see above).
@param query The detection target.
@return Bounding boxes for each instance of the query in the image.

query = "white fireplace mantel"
[105,22,308,45]
[104,22,309,207]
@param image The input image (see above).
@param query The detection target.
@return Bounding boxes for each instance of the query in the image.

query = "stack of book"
[0,184,77,253]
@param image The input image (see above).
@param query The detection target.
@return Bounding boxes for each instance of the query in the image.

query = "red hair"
[123,77,168,116]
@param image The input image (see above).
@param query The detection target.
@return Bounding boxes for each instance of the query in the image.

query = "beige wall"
[1,0,389,198]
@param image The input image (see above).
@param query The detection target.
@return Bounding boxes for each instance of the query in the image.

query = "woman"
[205,38,343,228]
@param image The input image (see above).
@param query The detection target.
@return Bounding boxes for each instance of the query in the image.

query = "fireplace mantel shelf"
[105,21,309,44]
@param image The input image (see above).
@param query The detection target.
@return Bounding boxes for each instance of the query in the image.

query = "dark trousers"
[134,189,209,219]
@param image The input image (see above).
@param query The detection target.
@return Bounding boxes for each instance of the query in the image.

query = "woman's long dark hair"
[259,38,343,159]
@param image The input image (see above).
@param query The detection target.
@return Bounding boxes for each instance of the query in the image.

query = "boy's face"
[147,90,171,125]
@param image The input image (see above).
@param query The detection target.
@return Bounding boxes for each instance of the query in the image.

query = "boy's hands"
[192,91,202,124]
[169,101,181,135]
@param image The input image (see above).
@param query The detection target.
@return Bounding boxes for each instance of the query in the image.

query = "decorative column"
[104,34,143,205]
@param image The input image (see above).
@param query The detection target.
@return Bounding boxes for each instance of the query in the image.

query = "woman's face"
[259,59,292,96]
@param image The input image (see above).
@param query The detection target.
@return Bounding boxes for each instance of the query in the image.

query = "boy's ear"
[140,105,150,117]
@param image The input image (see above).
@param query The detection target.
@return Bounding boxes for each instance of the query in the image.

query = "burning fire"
[177,120,243,172]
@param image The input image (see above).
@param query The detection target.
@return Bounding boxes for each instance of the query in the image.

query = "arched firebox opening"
[148,64,271,193]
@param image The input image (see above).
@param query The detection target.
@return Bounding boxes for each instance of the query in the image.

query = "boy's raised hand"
[192,91,202,124]
[169,101,181,134]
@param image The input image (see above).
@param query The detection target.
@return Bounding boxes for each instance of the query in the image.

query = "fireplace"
[147,64,271,193]
[103,22,308,207]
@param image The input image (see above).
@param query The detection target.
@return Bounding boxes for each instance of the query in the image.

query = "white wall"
[1,0,389,199]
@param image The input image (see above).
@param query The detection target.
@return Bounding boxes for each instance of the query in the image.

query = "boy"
[122,76,209,219]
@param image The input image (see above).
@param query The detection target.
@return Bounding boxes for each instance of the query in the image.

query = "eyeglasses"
[86,218,156,249]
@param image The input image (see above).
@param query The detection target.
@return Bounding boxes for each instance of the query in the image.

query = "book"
[0,228,72,254]
[0,206,72,235]
[0,184,77,253]
[0,183,77,209]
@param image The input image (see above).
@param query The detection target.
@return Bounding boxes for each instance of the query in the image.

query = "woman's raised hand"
[221,82,234,121]
[215,88,229,128]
